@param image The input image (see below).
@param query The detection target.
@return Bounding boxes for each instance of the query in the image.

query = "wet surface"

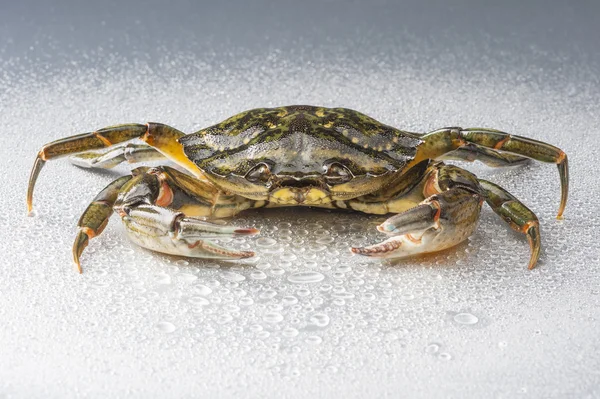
[1,1,600,397]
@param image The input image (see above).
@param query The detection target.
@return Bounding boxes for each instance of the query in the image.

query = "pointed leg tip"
[73,258,83,273]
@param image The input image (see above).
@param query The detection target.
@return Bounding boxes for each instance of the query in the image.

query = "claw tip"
[240,251,255,258]
[234,227,260,235]
[350,247,365,255]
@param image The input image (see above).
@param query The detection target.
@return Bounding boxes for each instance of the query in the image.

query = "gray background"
[1,1,599,398]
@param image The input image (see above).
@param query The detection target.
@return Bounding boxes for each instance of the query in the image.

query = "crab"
[27,105,568,273]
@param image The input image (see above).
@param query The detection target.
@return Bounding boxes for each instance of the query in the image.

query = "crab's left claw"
[121,204,259,260]
[351,187,483,261]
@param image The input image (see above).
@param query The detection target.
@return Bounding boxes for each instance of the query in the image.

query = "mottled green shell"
[179,105,422,178]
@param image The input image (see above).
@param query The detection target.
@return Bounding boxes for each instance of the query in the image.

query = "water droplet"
[239,297,254,306]
[438,352,452,361]
[155,321,176,333]
[453,312,479,325]
[178,273,197,282]
[316,236,334,245]
[256,237,277,247]
[306,335,323,345]
[425,343,440,354]
[263,312,284,323]
[282,327,299,337]
[155,272,171,284]
[282,295,298,305]
[280,252,298,262]
[288,271,325,284]
[256,262,272,270]
[250,270,267,280]
[189,296,210,306]
[193,284,212,296]
[309,313,330,327]
[222,271,246,282]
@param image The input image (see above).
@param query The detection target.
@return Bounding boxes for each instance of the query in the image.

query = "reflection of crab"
[27,105,568,273]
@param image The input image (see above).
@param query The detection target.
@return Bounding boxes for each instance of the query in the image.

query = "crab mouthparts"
[269,185,331,205]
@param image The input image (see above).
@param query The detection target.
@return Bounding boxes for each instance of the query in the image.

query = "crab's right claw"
[121,205,259,260]
[351,188,482,260]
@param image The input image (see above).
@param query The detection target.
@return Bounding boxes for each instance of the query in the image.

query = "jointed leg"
[73,175,133,273]
[416,127,568,218]
[351,162,544,269]
[69,143,165,169]
[27,122,204,214]
[440,143,531,168]
[478,179,540,269]
[73,166,261,273]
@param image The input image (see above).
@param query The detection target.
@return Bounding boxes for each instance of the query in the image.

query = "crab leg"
[73,166,260,272]
[69,144,165,169]
[27,123,203,214]
[478,179,541,269]
[417,127,568,218]
[440,143,531,168]
[73,175,133,273]
[352,162,544,269]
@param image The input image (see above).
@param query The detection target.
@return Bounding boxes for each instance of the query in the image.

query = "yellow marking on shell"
[385,143,393,150]
[243,137,251,144]
[315,109,325,117]
[267,122,277,128]
[363,144,369,149]
[342,129,349,136]
[393,137,399,143]
[305,188,330,204]
[323,121,333,128]
[351,137,359,144]
[142,126,207,180]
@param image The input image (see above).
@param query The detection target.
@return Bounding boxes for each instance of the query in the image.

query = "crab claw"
[122,205,259,260]
[352,188,482,260]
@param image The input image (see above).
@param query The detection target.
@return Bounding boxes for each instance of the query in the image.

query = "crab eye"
[245,162,271,183]
[323,162,353,184]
